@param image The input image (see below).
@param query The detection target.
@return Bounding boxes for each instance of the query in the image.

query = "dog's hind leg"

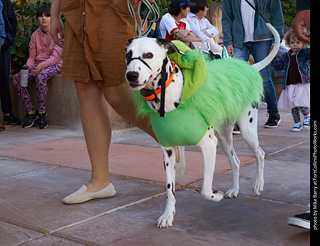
[216,124,241,198]
[197,128,224,202]
[237,107,265,195]
[157,146,177,228]
[174,146,185,184]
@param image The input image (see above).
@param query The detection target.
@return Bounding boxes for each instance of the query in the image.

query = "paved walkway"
[0,107,310,245]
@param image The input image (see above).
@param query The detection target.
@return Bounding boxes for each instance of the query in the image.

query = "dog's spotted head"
[125,37,183,90]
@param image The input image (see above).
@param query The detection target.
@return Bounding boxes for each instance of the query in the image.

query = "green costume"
[134,41,263,147]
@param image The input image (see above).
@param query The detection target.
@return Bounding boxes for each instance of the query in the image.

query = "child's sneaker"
[291,122,302,132]
[303,115,310,129]
[23,110,38,128]
[38,112,48,129]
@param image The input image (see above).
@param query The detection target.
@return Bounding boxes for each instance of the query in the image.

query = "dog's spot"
[174,102,179,108]
[167,183,171,189]
[249,117,253,123]
[166,149,173,157]
[172,79,175,83]
[171,182,175,196]
[175,66,179,73]
[138,67,141,71]
[125,50,132,63]
[231,149,233,156]
[248,110,251,116]
[163,57,169,65]
[157,68,161,72]
[209,134,211,139]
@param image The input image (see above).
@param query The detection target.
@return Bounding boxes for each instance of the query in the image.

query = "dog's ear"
[156,38,185,56]
[125,38,136,51]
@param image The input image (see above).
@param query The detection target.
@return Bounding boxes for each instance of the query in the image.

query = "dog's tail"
[252,23,280,72]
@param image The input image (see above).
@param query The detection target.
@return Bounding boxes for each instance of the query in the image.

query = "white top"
[186,12,219,42]
[159,13,192,40]
[241,0,255,43]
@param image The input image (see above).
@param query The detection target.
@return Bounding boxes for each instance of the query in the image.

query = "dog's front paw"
[157,209,176,228]
[225,188,239,198]
[202,191,224,202]
[253,177,264,196]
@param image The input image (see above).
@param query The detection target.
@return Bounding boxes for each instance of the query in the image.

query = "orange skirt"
[61,0,139,87]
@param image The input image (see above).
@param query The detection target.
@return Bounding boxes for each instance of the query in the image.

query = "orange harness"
[141,62,175,101]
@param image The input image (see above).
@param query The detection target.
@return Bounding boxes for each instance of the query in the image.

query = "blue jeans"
[234,40,279,116]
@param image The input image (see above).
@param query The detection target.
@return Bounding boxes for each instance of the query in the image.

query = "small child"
[271,29,310,132]
[186,0,222,56]
[12,5,63,129]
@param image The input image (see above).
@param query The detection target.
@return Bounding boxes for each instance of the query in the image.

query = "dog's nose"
[126,71,139,82]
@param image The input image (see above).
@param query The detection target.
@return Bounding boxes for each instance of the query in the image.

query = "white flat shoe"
[62,183,116,204]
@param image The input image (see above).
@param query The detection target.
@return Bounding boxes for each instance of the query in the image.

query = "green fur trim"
[134,53,263,133]
[179,57,263,131]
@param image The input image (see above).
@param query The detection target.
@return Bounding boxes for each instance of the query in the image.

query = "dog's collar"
[141,62,175,101]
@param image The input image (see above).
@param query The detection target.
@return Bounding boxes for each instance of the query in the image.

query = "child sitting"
[159,0,201,44]
[186,0,222,56]
[271,29,310,132]
[12,5,63,129]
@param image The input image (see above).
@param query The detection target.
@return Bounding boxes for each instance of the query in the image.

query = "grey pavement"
[0,107,311,245]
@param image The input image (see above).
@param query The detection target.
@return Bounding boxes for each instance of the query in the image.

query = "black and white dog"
[125,23,280,228]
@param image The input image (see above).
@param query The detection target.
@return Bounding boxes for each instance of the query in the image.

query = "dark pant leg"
[0,49,13,115]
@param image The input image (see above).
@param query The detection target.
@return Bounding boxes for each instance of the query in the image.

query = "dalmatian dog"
[125,23,280,228]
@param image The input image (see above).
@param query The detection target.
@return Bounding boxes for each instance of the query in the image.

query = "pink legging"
[12,65,60,112]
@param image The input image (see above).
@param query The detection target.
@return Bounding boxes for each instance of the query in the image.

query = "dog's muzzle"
[126,71,139,83]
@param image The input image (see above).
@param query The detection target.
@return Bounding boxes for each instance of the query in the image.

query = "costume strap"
[141,62,175,102]
[127,0,160,37]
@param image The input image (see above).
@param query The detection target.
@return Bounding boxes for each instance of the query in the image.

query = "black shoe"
[0,125,5,131]
[288,212,310,229]
[38,112,48,129]
[3,113,21,125]
[23,110,38,128]
[264,114,281,128]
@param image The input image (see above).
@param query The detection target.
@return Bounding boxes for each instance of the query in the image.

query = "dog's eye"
[142,52,153,59]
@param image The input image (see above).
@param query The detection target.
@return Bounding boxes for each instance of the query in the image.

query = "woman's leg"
[103,82,157,141]
[75,80,112,192]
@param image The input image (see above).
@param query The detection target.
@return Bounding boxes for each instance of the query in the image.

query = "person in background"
[222,0,284,128]
[159,0,201,44]
[0,0,20,126]
[148,19,161,38]
[271,29,310,132]
[287,0,310,230]
[206,3,223,46]
[0,0,5,131]
[186,0,222,56]
[12,5,63,129]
